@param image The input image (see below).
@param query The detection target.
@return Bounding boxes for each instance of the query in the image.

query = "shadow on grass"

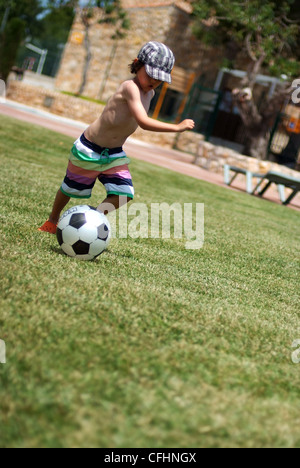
[50,245,114,261]
[51,246,67,257]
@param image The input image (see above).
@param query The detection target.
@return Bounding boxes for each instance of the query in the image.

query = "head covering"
[137,41,175,84]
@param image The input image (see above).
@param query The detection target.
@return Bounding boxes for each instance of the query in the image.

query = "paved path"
[1,99,299,211]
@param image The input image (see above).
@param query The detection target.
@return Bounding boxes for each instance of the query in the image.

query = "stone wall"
[55,7,173,99]
[121,0,192,10]
[195,140,300,177]
[6,81,105,124]
[122,0,173,7]
[55,3,223,101]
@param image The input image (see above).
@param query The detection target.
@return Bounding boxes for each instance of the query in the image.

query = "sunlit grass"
[0,115,300,448]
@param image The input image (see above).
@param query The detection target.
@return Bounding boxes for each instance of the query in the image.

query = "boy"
[39,41,195,234]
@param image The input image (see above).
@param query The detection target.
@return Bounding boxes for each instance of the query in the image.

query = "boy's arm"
[124,82,195,133]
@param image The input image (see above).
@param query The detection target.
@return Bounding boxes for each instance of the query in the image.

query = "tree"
[98,0,130,100]
[35,1,76,51]
[0,18,25,81]
[28,1,76,76]
[0,1,78,79]
[0,0,43,81]
[191,0,300,159]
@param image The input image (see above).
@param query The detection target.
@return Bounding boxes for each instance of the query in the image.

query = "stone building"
[55,0,223,101]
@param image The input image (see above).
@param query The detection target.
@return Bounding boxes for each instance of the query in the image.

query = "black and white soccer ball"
[56,205,111,261]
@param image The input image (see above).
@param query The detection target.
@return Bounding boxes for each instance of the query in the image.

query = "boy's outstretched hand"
[177,119,195,132]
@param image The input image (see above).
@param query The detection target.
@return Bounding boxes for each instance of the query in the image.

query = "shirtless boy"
[39,41,195,234]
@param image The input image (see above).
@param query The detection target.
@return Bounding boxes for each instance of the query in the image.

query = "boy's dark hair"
[129,59,145,74]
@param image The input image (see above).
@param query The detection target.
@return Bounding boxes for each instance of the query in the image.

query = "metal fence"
[16,46,63,78]
[182,84,223,141]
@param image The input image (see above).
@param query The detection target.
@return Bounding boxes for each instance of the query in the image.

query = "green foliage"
[98,0,130,40]
[191,0,300,77]
[0,0,43,80]
[35,2,75,52]
[0,0,43,36]
[0,18,25,81]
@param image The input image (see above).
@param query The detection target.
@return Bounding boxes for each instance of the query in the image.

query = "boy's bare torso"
[84,80,154,149]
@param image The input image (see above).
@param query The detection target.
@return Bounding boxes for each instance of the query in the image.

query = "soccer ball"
[56,205,111,261]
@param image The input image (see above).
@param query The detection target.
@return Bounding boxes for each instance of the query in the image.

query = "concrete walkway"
[1,99,299,211]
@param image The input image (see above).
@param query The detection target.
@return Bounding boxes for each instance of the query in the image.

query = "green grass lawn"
[0,115,300,448]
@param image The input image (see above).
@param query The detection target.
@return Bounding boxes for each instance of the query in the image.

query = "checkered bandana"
[138,42,175,84]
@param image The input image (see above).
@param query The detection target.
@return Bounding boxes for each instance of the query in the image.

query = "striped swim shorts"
[60,133,134,200]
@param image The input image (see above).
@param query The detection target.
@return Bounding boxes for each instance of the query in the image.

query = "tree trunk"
[0,18,25,82]
[98,41,118,101]
[78,18,91,96]
[232,89,270,159]
[231,49,297,160]
[243,129,270,160]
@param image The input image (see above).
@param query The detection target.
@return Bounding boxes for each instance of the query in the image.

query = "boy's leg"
[49,189,71,224]
[97,195,131,215]
[38,189,70,233]
[97,164,134,214]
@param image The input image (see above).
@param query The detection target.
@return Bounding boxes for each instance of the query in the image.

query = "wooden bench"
[253,171,300,205]
[224,165,264,194]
